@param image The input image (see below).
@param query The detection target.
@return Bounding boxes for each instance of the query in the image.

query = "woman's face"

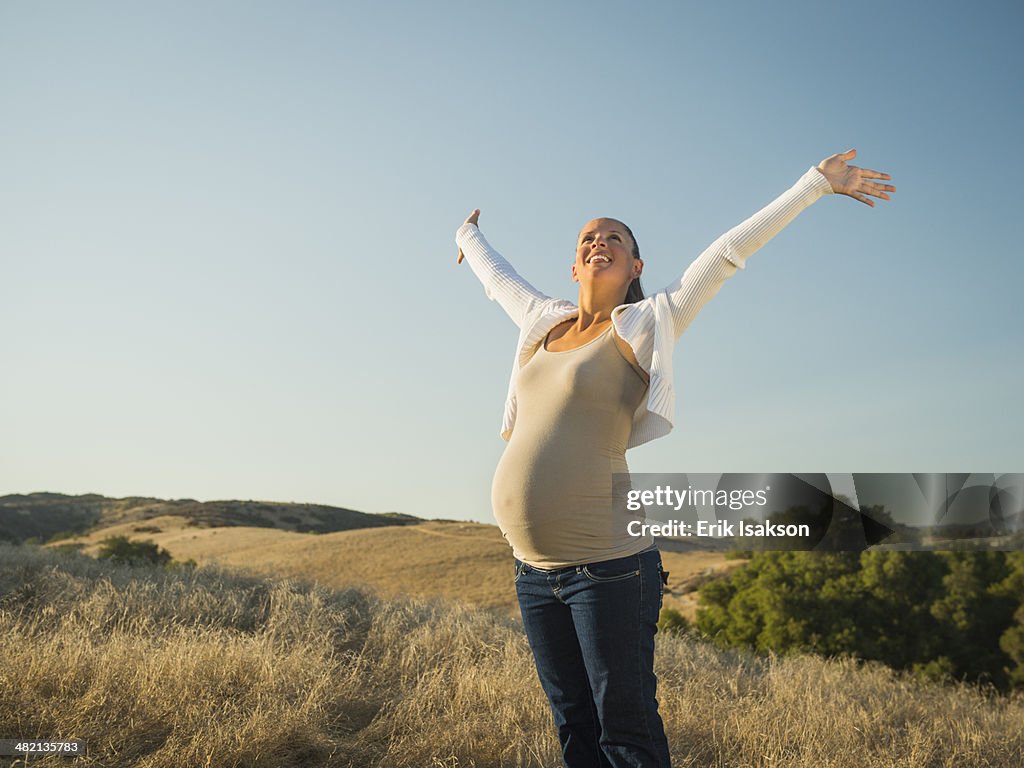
[572,218,641,290]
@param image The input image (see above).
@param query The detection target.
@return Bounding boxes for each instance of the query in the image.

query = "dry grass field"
[47,518,743,620]
[3,542,1023,767]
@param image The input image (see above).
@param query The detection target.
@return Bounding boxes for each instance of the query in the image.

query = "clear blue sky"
[2,1,1021,522]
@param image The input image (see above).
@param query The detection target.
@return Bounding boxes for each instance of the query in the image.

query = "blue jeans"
[514,549,672,768]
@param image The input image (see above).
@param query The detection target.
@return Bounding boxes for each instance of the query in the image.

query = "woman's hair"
[617,221,645,305]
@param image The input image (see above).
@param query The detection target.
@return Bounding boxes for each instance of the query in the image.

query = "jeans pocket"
[582,556,641,583]
[514,559,527,583]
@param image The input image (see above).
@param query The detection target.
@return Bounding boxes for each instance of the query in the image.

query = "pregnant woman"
[455,149,894,768]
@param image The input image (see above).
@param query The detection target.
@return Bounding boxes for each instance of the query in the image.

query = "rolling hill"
[0,492,420,545]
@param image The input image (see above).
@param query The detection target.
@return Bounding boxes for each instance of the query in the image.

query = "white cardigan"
[456,166,834,449]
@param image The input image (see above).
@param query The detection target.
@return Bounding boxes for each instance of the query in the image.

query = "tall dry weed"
[1,543,1021,767]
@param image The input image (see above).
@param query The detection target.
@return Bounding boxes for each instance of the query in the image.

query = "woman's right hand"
[456,209,481,264]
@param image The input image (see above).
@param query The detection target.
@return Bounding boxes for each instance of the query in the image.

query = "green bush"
[96,536,173,567]
[695,550,1024,691]
[658,608,690,636]
[50,543,85,556]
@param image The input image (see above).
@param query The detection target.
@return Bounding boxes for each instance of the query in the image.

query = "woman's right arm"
[455,209,551,328]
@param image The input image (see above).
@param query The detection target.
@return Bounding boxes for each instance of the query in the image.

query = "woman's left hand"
[817,148,895,207]
[456,209,481,264]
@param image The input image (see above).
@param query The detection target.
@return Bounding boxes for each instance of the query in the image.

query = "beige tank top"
[490,324,655,568]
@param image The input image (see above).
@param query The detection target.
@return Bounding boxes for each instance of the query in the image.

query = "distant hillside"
[0,492,421,545]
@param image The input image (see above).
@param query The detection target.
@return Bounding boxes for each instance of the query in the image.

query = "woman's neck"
[574,284,625,329]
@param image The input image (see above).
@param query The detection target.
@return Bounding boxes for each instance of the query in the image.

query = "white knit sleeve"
[456,222,551,329]
[661,166,834,341]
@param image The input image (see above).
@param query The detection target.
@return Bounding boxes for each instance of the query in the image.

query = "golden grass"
[49,519,738,620]
[3,543,1023,767]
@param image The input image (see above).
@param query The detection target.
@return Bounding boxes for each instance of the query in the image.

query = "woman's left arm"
[662,149,894,341]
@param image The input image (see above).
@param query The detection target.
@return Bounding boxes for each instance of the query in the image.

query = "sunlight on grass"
[2,542,1022,767]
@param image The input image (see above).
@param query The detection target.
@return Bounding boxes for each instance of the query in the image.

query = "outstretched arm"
[662,149,894,340]
[455,209,551,329]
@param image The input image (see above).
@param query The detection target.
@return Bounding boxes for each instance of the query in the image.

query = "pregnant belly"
[491,436,625,537]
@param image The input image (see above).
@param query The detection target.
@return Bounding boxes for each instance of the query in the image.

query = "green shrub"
[695,550,1024,691]
[658,608,690,636]
[96,536,172,567]
[50,543,85,556]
